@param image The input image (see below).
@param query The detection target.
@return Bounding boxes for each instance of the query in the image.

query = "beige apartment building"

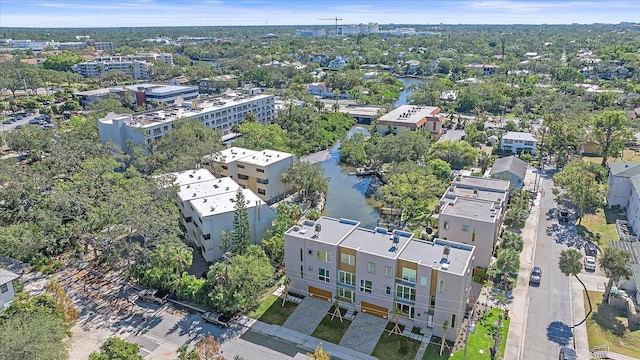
[203,147,297,204]
[284,216,475,341]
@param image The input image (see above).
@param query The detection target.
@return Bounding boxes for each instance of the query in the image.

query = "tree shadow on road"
[547,321,573,346]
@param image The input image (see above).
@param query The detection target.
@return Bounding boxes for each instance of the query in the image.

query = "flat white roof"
[192,188,265,218]
[378,105,440,126]
[502,131,537,142]
[165,168,217,186]
[240,149,295,167]
[209,147,259,164]
[441,198,500,222]
[178,177,241,202]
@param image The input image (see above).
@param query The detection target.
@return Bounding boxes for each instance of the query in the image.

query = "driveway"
[282,296,332,335]
[339,312,387,355]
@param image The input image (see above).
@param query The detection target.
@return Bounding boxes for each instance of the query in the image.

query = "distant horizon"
[1,0,638,28]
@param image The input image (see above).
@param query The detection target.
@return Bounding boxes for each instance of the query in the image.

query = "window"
[451,314,456,328]
[439,279,444,294]
[185,216,192,223]
[318,268,330,282]
[430,295,436,310]
[385,286,391,295]
[472,229,476,242]
[395,302,415,319]
[317,250,331,263]
[367,262,376,274]
[257,178,269,185]
[338,270,355,286]
[203,234,211,240]
[385,266,393,278]
[338,288,355,302]
[256,168,265,173]
[462,225,469,232]
[221,165,228,170]
[300,248,303,262]
[0,284,7,293]
[503,139,513,144]
[257,189,266,195]
[360,279,372,293]
[163,125,169,131]
[341,253,355,266]
[237,174,249,180]
[396,285,416,301]
[237,164,245,169]
[420,276,428,287]
[300,265,304,279]
[443,221,449,230]
[402,267,417,283]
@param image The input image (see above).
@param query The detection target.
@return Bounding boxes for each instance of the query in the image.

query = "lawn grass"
[247,295,298,326]
[584,290,640,358]
[371,331,421,360]
[422,337,454,360]
[311,313,352,344]
[577,206,626,250]
[449,308,510,360]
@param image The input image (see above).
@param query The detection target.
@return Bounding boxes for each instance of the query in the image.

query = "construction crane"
[318,17,342,36]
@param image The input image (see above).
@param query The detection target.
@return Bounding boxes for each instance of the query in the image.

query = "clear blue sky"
[0,0,638,28]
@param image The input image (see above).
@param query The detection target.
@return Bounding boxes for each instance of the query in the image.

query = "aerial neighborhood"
[1,3,640,360]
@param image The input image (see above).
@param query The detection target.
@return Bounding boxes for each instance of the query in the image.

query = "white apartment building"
[98,93,275,153]
[283,216,475,342]
[499,131,538,155]
[376,105,443,137]
[606,162,640,236]
[0,269,19,312]
[296,29,326,37]
[123,83,199,105]
[96,53,173,65]
[203,147,297,204]
[72,60,154,80]
[336,23,379,36]
[163,168,276,262]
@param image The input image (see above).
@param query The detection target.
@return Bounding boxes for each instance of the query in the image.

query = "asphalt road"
[522,168,580,359]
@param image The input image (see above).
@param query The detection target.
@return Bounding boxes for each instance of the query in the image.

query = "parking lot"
[2,112,54,132]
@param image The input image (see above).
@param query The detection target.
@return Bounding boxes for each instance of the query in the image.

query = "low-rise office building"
[203,147,297,204]
[163,168,276,262]
[376,105,443,137]
[284,216,475,342]
[98,93,275,153]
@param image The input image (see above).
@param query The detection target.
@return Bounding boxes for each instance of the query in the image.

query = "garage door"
[361,301,388,318]
[308,286,332,301]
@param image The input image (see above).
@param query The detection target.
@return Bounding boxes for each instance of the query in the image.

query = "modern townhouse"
[438,198,502,270]
[499,131,538,155]
[284,216,475,342]
[98,93,275,153]
[440,175,510,212]
[606,162,640,236]
[162,168,276,262]
[0,269,20,312]
[376,105,444,137]
[203,147,297,204]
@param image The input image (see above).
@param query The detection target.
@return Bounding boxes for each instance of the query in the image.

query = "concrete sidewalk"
[504,191,541,360]
[236,316,378,360]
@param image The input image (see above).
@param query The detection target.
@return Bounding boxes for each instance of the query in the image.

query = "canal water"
[319,77,423,228]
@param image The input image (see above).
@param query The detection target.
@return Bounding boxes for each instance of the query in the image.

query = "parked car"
[559,210,570,223]
[2,119,12,124]
[15,124,23,129]
[584,256,596,271]
[202,312,232,328]
[559,346,576,360]
[585,242,598,257]
[529,266,542,285]
[137,289,166,304]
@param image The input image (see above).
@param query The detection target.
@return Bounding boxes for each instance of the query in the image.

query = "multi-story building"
[74,83,199,108]
[95,53,173,65]
[296,29,326,37]
[72,59,154,80]
[440,175,510,212]
[284,216,475,341]
[203,147,297,204]
[0,269,19,312]
[607,162,640,236]
[162,168,276,262]
[336,23,379,36]
[438,198,502,269]
[376,105,444,137]
[499,131,538,155]
[98,93,275,153]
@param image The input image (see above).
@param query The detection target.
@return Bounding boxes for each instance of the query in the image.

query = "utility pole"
[318,17,343,36]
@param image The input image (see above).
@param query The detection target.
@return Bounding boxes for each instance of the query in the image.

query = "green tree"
[428,141,479,170]
[89,337,143,360]
[500,231,524,252]
[558,249,591,327]
[494,248,520,287]
[427,159,453,182]
[231,189,252,254]
[553,161,606,222]
[42,51,85,72]
[599,247,633,301]
[0,311,70,360]
[592,110,634,167]
[280,161,329,203]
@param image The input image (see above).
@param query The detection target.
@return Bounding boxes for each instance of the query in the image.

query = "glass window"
[256,168,265,173]
[237,174,249,180]
[385,266,393,278]
[402,267,417,283]
[439,279,445,294]
[237,164,245,169]
[319,268,330,282]
[338,270,355,286]
[257,178,269,185]
[338,288,355,302]
[340,253,355,266]
[300,265,304,279]
[385,286,391,295]
[396,285,416,301]
[462,225,469,232]
[451,314,456,328]
[0,283,7,293]
[443,221,449,230]
[257,189,266,195]
[360,279,372,293]
[367,262,376,274]
[395,302,415,319]
[420,276,428,287]
[317,250,331,263]
[300,248,303,262]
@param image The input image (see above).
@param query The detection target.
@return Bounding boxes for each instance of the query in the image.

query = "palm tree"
[494,248,520,288]
[478,152,494,174]
[500,231,524,252]
[558,249,591,327]
[599,248,633,301]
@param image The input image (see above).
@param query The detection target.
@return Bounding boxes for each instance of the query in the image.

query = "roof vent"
[392,234,400,244]
[193,193,197,197]
[203,198,207,203]
[246,200,250,204]
[315,223,322,233]
[210,206,215,212]
[441,263,450,270]
[186,184,190,188]
[225,187,229,191]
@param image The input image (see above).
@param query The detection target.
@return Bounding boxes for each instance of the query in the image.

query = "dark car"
[559,210,570,223]
[559,346,576,360]
[585,242,598,257]
[202,312,232,328]
[530,266,542,285]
